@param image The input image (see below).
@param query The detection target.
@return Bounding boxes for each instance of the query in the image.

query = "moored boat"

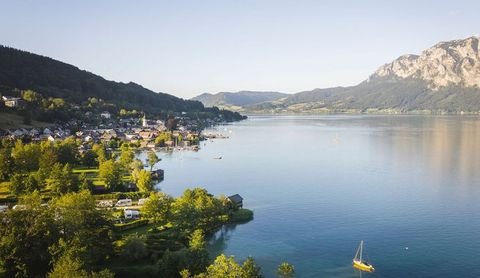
[352,240,375,272]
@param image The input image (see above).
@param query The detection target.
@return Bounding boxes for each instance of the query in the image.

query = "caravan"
[124,209,140,219]
[115,199,132,207]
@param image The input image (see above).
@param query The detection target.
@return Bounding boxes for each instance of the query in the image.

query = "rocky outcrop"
[372,36,480,89]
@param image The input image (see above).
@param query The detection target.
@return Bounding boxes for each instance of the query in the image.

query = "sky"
[1,0,479,99]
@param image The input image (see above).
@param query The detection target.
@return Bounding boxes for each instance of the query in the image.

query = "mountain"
[0,45,243,121]
[202,36,480,114]
[373,37,480,89]
[192,91,289,112]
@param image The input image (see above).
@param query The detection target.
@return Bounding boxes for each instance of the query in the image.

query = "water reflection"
[208,224,238,258]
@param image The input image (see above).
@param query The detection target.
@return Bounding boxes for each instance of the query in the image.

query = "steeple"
[142,114,147,127]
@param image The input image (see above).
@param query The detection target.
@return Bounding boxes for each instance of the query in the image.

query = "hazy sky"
[1,1,479,98]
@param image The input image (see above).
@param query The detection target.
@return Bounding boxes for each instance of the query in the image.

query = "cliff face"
[373,37,480,89]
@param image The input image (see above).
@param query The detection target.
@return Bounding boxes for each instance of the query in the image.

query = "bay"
[149,115,480,277]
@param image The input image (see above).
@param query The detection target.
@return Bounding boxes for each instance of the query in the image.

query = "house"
[151,169,164,180]
[2,96,24,108]
[43,128,53,135]
[227,194,243,208]
[100,111,111,119]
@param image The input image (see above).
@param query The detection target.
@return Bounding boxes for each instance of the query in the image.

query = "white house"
[100,111,111,119]
[2,96,24,108]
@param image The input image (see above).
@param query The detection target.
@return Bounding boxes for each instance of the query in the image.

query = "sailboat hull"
[352,260,375,272]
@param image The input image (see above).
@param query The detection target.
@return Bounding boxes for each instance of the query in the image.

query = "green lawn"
[72,168,99,174]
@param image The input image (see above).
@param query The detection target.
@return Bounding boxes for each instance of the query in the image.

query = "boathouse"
[227,194,243,208]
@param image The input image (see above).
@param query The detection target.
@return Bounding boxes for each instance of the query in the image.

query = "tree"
[51,191,114,267]
[12,140,41,172]
[277,262,295,278]
[0,192,57,277]
[140,192,173,225]
[121,234,148,262]
[22,89,42,103]
[171,188,227,235]
[205,254,243,278]
[242,257,263,278]
[92,144,108,164]
[147,150,160,171]
[81,150,98,168]
[134,169,153,192]
[39,141,59,172]
[187,229,209,274]
[0,148,14,180]
[166,116,178,131]
[189,229,206,250]
[98,159,122,191]
[47,163,78,195]
[119,144,134,170]
[55,137,78,165]
[9,172,40,196]
[155,132,172,146]
[79,172,92,191]
[48,252,114,278]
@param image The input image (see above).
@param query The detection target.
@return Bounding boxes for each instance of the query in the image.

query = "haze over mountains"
[193,36,480,113]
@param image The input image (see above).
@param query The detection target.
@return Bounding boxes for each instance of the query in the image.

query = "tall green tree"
[0,148,14,181]
[92,144,108,164]
[134,169,153,192]
[98,159,122,191]
[12,140,41,172]
[121,234,148,262]
[9,172,41,196]
[51,191,114,267]
[147,150,160,171]
[171,188,227,235]
[119,144,135,170]
[140,192,173,225]
[0,192,58,277]
[47,163,78,195]
[55,138,78,165]
[81,150,98,168]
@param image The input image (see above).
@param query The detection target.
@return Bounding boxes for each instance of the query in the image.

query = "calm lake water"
[153,115,480,277]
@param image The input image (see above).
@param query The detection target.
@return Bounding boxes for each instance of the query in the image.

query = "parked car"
[137,198,148,206]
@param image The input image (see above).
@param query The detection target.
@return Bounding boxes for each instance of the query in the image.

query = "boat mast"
[359,240,363,261]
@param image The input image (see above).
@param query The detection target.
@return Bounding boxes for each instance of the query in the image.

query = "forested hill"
[0,45,211,115]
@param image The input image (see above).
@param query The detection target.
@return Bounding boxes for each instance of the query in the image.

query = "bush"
[93,192,150,201]
[114,219,149,232]
[230,209,254,223]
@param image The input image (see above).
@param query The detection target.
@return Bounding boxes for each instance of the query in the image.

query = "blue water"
[153,115,480,277]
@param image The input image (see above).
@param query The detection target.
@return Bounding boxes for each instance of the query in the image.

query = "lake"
[152,115,480,277]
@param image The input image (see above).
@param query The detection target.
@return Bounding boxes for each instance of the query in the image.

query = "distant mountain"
[192,91,289,111]
[373,37,480,89]
[0,45,243,121]
[203,36,480,114]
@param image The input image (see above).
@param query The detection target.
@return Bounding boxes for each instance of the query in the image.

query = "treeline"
[0,137,162,198]
[0,187,273,277]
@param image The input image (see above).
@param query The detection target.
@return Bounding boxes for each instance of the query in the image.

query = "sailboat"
[352,240,375,272]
